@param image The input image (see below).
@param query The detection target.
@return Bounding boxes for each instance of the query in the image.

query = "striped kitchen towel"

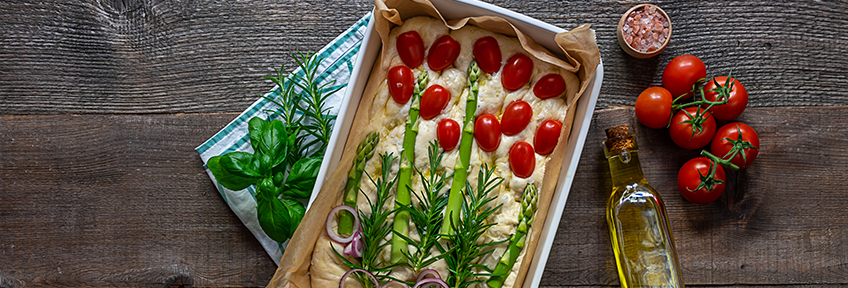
[195,12,371,265]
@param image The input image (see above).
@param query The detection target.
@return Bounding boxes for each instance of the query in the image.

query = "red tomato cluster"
[634,54,760,204]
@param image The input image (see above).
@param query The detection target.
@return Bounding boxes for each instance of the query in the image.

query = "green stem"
[701,150,740,171]
[339,131,380,235]
[442,61,480,236]
[486,184,538,288]
[392,71,428,264]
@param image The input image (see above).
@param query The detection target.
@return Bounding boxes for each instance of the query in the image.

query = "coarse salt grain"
[622,5,669,53]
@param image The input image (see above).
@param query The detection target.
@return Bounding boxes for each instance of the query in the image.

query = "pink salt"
[622,5,669,53]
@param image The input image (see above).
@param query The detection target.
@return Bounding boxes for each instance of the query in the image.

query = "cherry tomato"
[702,76,748,121]
[474,114,501,152]
[635,87,673,129]
[678,157,725,204]
[473,36,502,74]
[533,74,566,99]
[662,55,706,99]
[388,66,414,104]
[397,31,424,68]
[509,141,535,178]
[427,35,461,71]
[711,122,759,169]
[419,85,451,120]
[669,107,716,150]
[502,54,533,91]
[534,119,562,155]
[500,100,532,136]
[437,118,461,151]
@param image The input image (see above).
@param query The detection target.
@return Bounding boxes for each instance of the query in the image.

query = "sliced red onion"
[381,280,410,288]
[412,278,449,288]
[343,231,364,258]
[326,205,360,243]
[415,269,441,283]
[339,268,378,288]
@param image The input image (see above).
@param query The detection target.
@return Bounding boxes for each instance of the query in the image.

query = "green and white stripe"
[195,12,371,265]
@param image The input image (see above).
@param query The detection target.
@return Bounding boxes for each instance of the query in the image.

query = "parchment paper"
[267,0,599,287]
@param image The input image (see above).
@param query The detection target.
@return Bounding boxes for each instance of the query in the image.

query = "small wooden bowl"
[617,4,672,59]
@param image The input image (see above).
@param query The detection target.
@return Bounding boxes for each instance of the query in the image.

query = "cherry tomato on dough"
[711,122,760,169]
[500,100,532,136]
[533,74,566,99]
[662,54,706,99]
[473,36,502,74]
[397,31,424,68]
[635,86,673,129]
[702,76,748,121]
[534,119,562,155]
[428,35,461,71]
[509,141,535,178]
[669,107,716,150]
[388,66,414,104]
[419,85,451,120]
[474,114,501,152]
[437,118,461,151]
[678,157,726,204]
[502,54,533,91]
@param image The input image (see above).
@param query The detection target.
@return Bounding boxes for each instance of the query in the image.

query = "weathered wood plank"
[541,107,848,286]
[1,0,847,114]
[2,107,847,286]
[0,113,278,287]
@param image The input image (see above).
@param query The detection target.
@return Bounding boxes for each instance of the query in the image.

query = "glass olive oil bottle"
[603,125,684,288]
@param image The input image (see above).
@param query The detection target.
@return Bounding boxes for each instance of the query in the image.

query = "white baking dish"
[309,1,604,287]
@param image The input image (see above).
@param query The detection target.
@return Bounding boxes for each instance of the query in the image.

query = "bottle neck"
[605,149,646,187]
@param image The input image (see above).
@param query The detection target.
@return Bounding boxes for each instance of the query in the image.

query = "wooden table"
[2,0,846,287]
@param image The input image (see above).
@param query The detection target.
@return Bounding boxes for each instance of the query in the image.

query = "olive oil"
[603,125,684,288]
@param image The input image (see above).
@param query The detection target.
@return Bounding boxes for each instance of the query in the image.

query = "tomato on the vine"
[533,74,566,99]
[419,85,450,120]
[502,54,533,91]
[509,141,535,178]
[669,107,716,150]
[702,76,748,121]
[437,118,461,151]
[428,35,461,71]
[635,86,673,129]
[475,114,501,152]
[397,31,424,68]
[678,157,726,204]
[534,119,562,155]
[662,55,706,99]
[388,66,414,104]
[500,100,532,136]
[711,122,759,169]
[473,36,502,74]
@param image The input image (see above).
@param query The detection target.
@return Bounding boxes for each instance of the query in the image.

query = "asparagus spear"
[441,60,480,235]
[486,184,538,288]
[338,131,380,235]
[391,71,429,264]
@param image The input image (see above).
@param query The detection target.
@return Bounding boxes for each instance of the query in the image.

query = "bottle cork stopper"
[604,125,634,151]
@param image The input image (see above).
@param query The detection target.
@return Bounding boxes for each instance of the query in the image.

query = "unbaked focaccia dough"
[311,16,578,288]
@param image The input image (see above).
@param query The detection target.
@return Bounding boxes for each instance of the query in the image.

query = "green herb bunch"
[208,53,338,243]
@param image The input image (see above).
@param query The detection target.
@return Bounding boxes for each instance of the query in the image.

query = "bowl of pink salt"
[617,4,671,59]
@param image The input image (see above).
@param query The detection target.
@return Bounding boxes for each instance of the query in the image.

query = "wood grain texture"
[2,0,848,114]
[541,107,848,286]
[0,113,278,287]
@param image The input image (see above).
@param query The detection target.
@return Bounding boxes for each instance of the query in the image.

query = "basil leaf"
[280,198,306,237]
[207,155,257,191]
[255,178,292,243]
[260,120,289,169]
[248,117,267,154]
[282,157,323,199]
[219,152,263,179]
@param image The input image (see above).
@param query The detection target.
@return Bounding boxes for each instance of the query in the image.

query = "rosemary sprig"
[441,164,505,288]
[394,140,451,272]
[332,152,401,287]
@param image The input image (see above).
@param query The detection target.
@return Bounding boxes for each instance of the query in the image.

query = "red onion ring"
[381,280,410,288]
[412,278,449,288]
[339,268,378,288]
[415,269,441,283]
[326,205,360,243]
[343,231,364,258]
